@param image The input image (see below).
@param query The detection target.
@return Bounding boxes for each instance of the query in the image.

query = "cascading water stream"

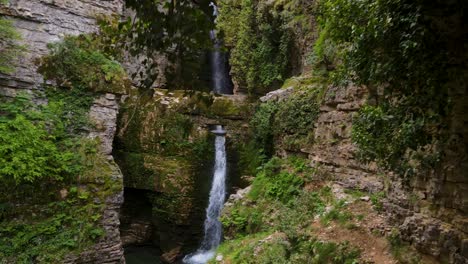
[183,125,227,264]
[209,2,233,94]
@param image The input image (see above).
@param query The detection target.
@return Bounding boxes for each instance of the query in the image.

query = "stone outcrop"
[0,1,126,263]
[264,84,468,263]
[0,0,124,95]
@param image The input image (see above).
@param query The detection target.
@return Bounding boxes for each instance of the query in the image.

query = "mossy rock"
[119,152,194,194]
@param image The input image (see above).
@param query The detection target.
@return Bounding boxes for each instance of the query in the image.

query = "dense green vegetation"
[313,0,465,175]
[0,32,126,262]
[217,0,314,95]
[0,141,118,263]
[216,157,362,263]
[0,93,81,184]
[217,0,292,94]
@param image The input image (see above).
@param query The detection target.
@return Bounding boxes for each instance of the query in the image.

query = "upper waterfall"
[208,2,233,94]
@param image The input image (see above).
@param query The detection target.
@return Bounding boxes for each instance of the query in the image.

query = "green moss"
[209,97,243,117]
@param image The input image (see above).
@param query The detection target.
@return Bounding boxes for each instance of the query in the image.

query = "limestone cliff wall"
[266,84,468,263]
[0,1,126,263]
[0,0,124,96]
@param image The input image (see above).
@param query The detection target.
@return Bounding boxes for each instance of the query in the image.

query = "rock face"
[114,89,250,261]
[264,84,468,263]
[0,1,126,263]
[0,0,125,96]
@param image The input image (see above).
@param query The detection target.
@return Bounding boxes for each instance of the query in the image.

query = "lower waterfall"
[183,126,227,264]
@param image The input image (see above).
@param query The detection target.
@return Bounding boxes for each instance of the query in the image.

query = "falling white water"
[208,2,232,94]
[183,126,227,264]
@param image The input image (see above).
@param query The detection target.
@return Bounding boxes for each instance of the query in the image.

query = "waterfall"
[183,125,227,264]
[209,2,233,94]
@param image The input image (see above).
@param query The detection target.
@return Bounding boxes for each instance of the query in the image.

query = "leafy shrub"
[306,240,361,264]
[37,35,129,94]
[0,29,125,261]
[221,204,264,238]
[370,191,385,212]
[238,141,267,176]
[249,158,304,203]
[0,94,80,184]
[250,87,322,155]
[250,101,278,156]
[351,104,427,173]
[275,89,321,136]
[276,191,325,237]
[213,232,361,264]
[156,112,194,155]
[321,200,353,226]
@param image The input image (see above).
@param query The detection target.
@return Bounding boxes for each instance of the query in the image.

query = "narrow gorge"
[0,0,466,264]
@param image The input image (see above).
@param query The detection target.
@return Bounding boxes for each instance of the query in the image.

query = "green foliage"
[299,239,360,264]
[213,232,361,264]
[221,203,264,237]
[314,0,463,175]
[0,114,72,184]
[218,154,362,263]
[156,112,193,154]
[217,0,292,94]
[0,135,120,263]
[276,191,325,237]
[275,89,321,136]
[250,87,323,155]
[0,2,25,74]
[250,101,278,156]
[0,192,104,263]
[0,31,124,259]
[317,0,452,92]
[0,93,82,184]
[249,157,304,204]
[37,35,129,94]
[351,104,429,174]
[238,141,267,176]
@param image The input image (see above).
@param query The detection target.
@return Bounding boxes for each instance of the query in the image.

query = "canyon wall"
[266,82,468,263]
[0,1,126,262]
